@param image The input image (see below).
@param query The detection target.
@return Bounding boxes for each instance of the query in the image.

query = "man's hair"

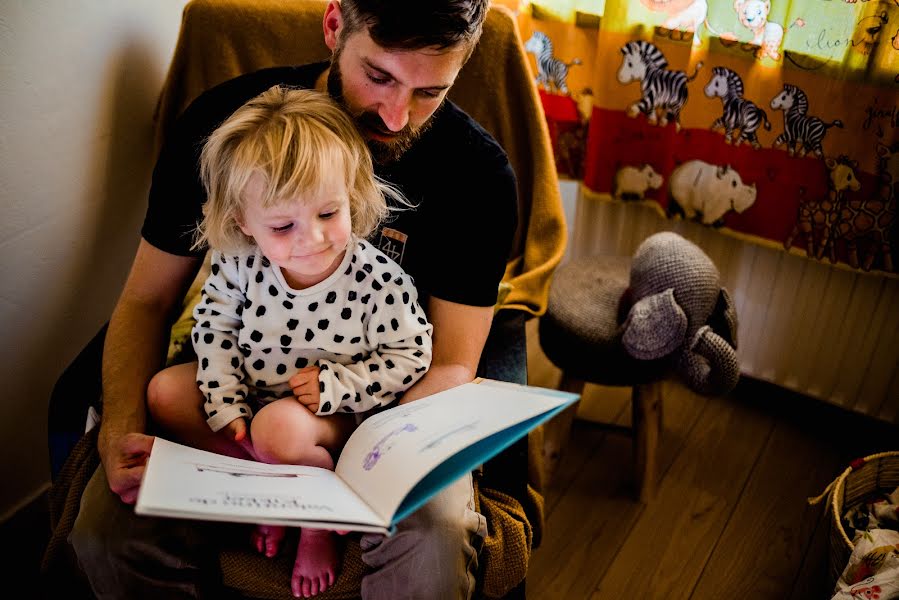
[195,86,404,252]
[339,0,489,55]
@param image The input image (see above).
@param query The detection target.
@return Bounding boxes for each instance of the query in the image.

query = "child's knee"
[146,370,168,416]
[251,403,331,467]
[251,416,300,464]
[146,367,186,420]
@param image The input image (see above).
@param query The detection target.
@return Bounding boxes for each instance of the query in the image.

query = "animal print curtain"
[508,0,898,274]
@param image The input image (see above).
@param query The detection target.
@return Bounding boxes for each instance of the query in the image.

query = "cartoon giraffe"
[784,156,860,259]
[829,142,898,271]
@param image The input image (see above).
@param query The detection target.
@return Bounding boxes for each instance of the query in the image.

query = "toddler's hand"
[224,417,248,442]
[223,418,255,457]
[289,365,321,413]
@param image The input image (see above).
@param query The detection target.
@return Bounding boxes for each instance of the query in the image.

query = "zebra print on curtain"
[567,189,899,425]
[514,0,898,276]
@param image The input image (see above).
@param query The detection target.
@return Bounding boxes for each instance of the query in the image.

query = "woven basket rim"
[830,450,899,552]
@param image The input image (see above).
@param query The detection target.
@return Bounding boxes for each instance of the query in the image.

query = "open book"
[136,379,579,534]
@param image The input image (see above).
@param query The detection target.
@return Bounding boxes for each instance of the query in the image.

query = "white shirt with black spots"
[192,237,433,433]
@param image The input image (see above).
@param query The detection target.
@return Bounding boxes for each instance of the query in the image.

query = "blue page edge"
[390,394,578,526]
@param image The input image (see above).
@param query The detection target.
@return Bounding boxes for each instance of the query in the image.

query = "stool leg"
[542,373,585,483]
[632,380,664,503]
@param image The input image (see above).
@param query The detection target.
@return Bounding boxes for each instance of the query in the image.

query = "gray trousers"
[70,311,527,599]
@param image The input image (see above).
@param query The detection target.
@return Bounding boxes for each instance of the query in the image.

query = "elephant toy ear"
[622,288,688,360]
[707,287,739,348]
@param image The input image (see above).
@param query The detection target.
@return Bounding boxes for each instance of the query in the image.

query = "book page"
[335,381,576,524]
[136,438,387,532]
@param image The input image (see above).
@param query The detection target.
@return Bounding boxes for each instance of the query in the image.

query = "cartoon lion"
[733,0,785,60]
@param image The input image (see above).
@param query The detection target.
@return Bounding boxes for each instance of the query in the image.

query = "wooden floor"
[524,318,898,600]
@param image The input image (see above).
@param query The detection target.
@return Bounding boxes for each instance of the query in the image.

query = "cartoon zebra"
[770,84,843,157]
[524,31,582,95]
[617,40,703,132]
[703,66,771,149]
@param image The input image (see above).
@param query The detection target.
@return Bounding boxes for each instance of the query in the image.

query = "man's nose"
[379,89,412,132]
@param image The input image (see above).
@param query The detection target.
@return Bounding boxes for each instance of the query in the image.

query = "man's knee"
[359,475,485,599]
[71,465,217,599]
[398,472,482,543]
[70,466,119,563]
[70,464,165,579]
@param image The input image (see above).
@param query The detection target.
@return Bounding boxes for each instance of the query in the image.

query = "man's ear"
[323,0,343,52]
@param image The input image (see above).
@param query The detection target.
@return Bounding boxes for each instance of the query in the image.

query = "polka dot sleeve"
[191,251,253,432]
[315,274,433,415]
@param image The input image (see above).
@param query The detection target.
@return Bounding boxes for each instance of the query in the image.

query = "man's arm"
[398,296,493,404]
[99,239,202,503]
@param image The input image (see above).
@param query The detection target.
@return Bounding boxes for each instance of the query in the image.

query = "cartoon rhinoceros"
[667,160,756,226]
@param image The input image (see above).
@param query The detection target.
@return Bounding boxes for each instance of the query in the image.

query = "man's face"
[326,28,468,163]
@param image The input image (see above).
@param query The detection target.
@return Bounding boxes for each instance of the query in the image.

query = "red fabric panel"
[582,107,881,246]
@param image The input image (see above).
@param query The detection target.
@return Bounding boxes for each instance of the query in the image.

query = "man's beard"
[327,51,436,164]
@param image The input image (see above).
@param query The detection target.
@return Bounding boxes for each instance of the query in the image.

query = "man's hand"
[289,366,321,413]
[100,432,155,505]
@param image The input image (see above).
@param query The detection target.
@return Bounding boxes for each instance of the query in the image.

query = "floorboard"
[788,508,835,600]
[528,428,642,599]
[689,409,841,599]
[591,391,774,599]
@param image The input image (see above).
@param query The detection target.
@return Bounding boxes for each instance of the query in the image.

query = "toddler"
[147,86,433,598]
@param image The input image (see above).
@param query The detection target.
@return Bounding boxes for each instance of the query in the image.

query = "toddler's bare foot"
[291,528,339,598]
[252,524,286,558]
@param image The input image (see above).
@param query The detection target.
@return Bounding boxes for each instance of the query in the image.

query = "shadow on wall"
[24,37,168,502]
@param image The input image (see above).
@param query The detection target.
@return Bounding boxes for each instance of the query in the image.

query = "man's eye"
[416,89,441,99]
[366,73,389,85]
[271,224,293,233]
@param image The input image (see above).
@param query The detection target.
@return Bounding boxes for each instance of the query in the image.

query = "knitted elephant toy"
[621,232,740,396]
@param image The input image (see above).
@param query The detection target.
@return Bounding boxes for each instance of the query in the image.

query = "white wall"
[557,178,579,262]
[0,0,191,520]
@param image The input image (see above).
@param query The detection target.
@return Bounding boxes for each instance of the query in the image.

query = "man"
[70,1,525,599]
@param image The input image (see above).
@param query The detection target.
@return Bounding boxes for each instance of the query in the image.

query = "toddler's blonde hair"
[195,86,404,252]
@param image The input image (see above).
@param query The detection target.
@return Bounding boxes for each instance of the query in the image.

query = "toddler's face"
[239,171,352,289]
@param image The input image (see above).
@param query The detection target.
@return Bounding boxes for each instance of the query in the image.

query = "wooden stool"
[538,256,668,503]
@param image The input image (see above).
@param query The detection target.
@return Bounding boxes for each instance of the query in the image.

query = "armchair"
[44,1,566,599]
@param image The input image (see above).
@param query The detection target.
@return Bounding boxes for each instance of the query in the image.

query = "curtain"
[513,0,898,274]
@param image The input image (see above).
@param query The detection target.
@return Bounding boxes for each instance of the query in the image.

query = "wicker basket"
[809,451,899,584]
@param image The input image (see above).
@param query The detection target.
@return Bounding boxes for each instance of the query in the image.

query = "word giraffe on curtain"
[514,0,898,275]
